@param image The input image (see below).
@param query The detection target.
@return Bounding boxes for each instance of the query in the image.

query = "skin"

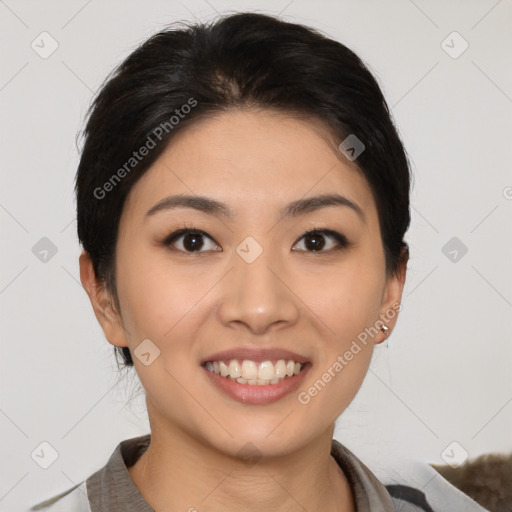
[80,109,407,512]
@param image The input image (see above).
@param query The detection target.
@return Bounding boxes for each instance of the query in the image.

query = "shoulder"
[27,481,91,511]
[331,439,490,512]
[331,439,433,511]
[379,457,491,512]
[27,434,150,512]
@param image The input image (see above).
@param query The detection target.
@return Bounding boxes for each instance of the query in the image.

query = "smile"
[204,359,306,385]
[201,358,311,405]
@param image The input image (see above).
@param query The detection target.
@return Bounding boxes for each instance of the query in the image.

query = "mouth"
[200,349,312,405]
[202,358,309,385]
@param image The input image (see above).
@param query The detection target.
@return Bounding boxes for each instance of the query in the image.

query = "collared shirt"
[28,434,489,512]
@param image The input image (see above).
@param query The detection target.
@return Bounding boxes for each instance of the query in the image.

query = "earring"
[379,324,390,347]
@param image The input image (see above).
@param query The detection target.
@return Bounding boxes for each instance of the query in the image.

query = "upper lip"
[201,347,310,365]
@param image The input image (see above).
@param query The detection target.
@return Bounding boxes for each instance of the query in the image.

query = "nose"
[217,246,300,335]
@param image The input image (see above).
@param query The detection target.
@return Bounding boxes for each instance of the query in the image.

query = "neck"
[128,423,355,512]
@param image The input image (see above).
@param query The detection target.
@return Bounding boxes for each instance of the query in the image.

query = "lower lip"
[202,365,311,405]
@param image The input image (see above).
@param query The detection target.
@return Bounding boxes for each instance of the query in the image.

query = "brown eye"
[293,229,348,253]
[163,228,220,253]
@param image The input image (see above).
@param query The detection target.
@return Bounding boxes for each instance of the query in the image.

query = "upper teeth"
[205,359,304,384]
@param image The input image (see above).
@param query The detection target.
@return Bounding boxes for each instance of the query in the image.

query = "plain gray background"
[1,0,511,510]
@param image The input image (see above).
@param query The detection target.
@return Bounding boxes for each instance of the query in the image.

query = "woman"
[30,11,489,512]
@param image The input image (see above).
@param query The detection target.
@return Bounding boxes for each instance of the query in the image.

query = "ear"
[79,251,129,349]
[375,249,408,344]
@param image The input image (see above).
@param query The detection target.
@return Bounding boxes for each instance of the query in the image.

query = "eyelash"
[161,223,349,255]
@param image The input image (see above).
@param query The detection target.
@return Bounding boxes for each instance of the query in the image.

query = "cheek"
[116,243,204,338]
[308,263,384,338]
[303,257,383,405]
[298,337,373,429]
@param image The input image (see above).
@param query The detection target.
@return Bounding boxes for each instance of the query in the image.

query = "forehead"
[123,109,377,223]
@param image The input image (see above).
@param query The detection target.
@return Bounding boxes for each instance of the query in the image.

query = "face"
[81,109,406,459]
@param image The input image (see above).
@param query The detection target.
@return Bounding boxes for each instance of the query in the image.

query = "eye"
[162,225,220,254]
[292,228,349,253]
[162,226,349,254]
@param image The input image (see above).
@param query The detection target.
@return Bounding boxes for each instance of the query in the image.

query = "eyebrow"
[145,193,365,223]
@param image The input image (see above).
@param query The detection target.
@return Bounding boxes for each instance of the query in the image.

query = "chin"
[206,421,313,461]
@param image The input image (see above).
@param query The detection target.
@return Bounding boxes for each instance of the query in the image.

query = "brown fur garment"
[430,452,512,512]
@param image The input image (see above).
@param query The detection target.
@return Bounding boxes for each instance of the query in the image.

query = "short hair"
[75,12,411,369]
